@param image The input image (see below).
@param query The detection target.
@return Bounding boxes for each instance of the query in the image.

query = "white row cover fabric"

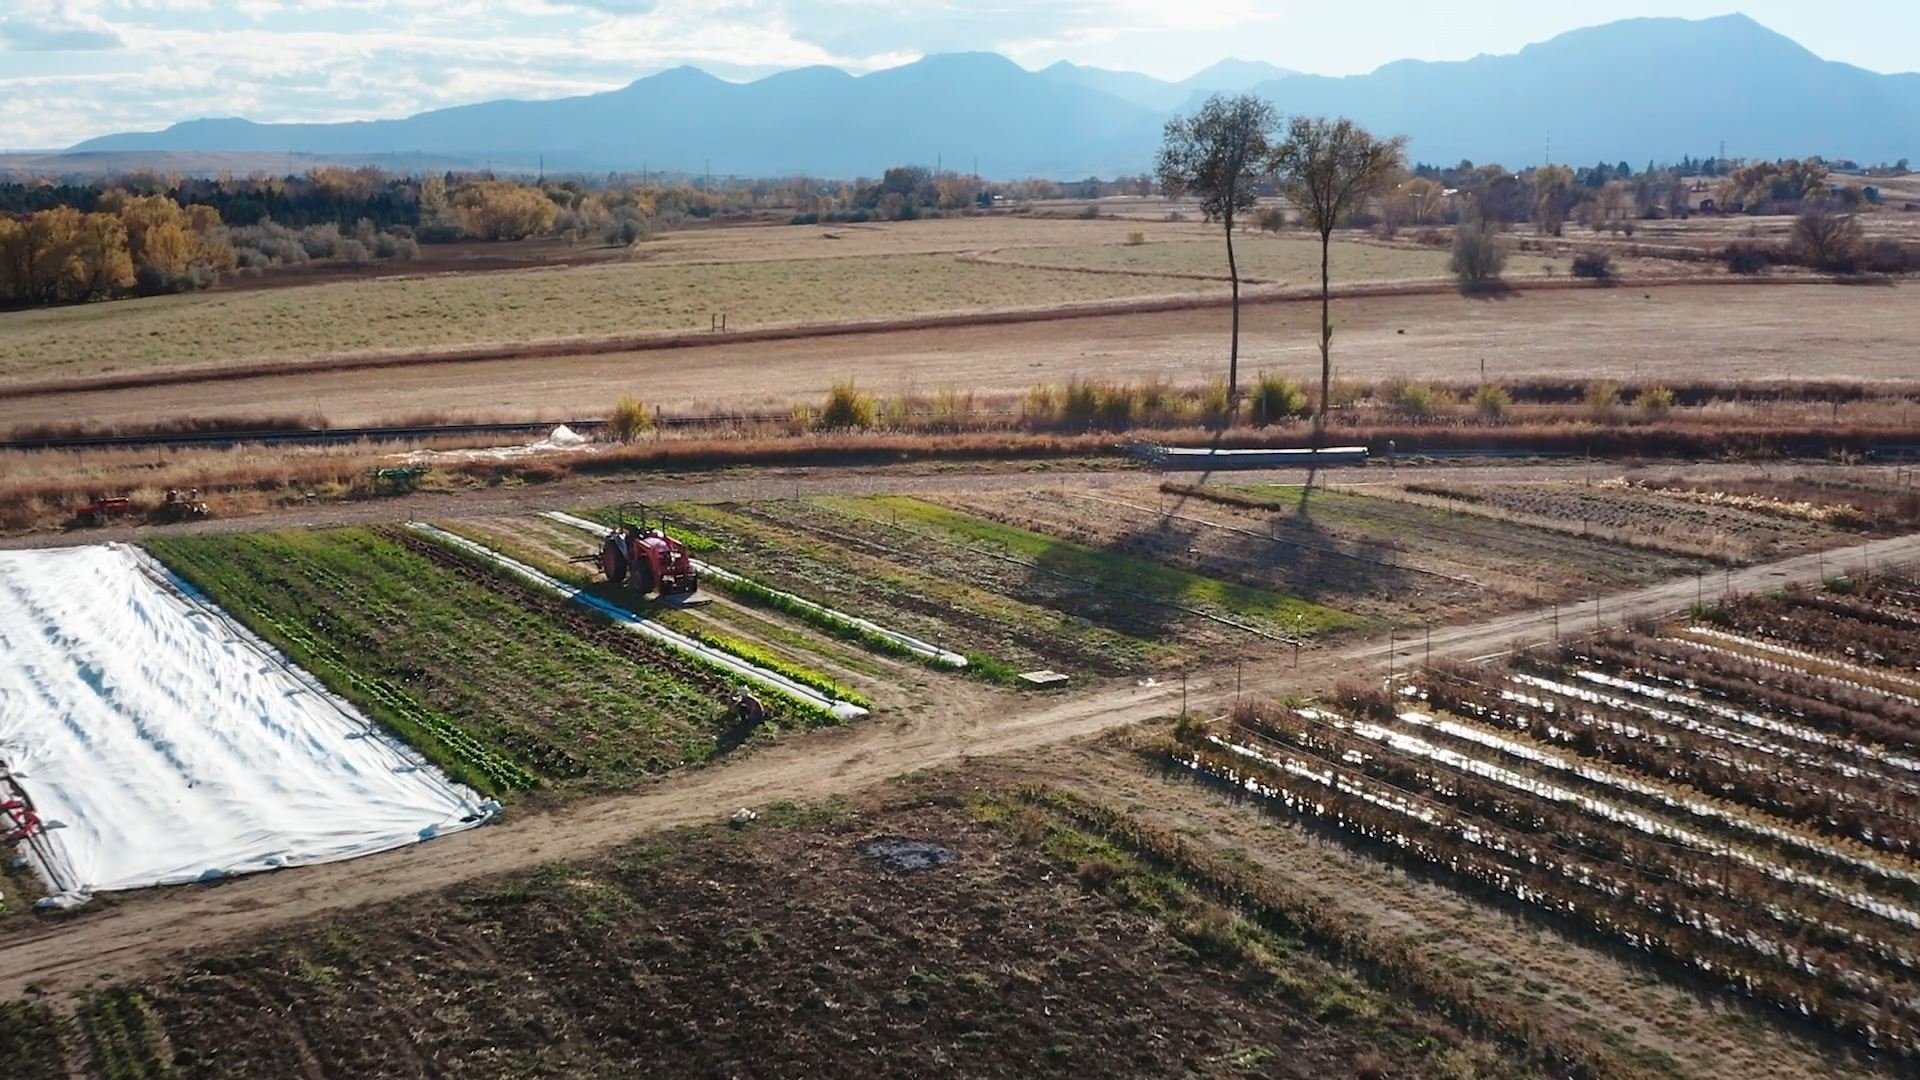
[0,544,495,902]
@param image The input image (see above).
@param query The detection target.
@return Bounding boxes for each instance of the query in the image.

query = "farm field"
[0,544,491,913]
[1378,469,1920,564]
[1166,566,1920,1062]
[629,494,1363,677]
[146,526,846,799]
[437,511,974,712]
[12,280,1909,431]
[0,211,1741,388]
[973,233,1706,285]
[966,481,1713,626]
[0,252,1217,383]
[0,778,1673,1079]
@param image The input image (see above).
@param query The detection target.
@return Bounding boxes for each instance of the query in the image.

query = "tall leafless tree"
[1270,117,1407,434]
[1157,94,1280,418]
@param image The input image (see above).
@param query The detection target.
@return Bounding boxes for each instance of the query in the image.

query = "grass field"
[980,234,1449,283]
[146,526,835,797]
[0,252,1216,382]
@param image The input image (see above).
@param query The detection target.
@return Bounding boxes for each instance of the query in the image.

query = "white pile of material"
[399,424,597,463]
[0,544,494,902]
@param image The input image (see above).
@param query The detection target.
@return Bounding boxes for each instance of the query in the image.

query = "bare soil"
[9,787,1535,1079]
[6,524,1920,1004]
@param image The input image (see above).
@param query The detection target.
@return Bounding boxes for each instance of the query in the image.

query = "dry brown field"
[4,279,1904,430]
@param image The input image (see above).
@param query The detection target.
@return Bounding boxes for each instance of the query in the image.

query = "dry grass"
[0,251,1216,382]
[8,397,1918,538]
[970,234,1450,283]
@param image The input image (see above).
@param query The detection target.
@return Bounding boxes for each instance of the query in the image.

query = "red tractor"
[600,524,699,598]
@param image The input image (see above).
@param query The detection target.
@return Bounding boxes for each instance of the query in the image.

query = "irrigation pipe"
[409,523,868,721]
[539,510,969,669]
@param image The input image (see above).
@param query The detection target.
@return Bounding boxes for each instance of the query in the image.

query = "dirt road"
[6,456,1899,554]
[3,281,1905,430]
[5,524,1918,998]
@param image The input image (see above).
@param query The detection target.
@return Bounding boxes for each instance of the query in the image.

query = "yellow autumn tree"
[77,213,136,296]
[450,180,559,240]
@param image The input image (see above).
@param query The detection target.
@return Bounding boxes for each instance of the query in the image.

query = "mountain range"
[69,15,1920,178]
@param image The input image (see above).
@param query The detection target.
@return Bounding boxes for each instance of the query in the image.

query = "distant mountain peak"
[63,16,1919,176]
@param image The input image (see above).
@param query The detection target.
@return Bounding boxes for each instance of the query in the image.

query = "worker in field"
[732,688,766,727]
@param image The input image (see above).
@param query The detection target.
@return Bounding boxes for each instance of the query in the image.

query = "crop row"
[654,613,868,706]
[1428,657,1920,863]
[0,1001,65,1079]
[77,989,171,1080]
[1171,715,1920,1057]
[561,506,1003,678]
[1581,630,1920,752]
[435,516,887,699]
[1237,700,1917,951]
[390,528,839,731]
[148,536,537,795]
[152,528,763,797]
[660,500,1143,674]
[1717,588,1920,670]
[1002,785,1631,1080]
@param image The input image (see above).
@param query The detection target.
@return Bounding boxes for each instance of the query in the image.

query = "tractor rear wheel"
[629,558,655,595]
[601,541,628,585]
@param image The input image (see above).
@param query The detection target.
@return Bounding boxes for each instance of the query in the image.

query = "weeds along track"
[148,528,789,797]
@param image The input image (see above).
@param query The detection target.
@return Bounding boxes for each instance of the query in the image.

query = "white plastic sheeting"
[0,544,495,902]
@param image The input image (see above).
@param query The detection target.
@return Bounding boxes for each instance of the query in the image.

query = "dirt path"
[6,525,1919,998]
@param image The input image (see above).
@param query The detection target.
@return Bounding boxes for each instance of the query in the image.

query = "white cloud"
[1,0,1910,149]
[0,13,126,50]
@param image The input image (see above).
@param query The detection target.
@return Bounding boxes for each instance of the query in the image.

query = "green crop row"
[700,571,1023,686]
[148,537,536,795]
[148,529,767,797]
[656,613,869,707]
[0,1001,67,1079]
[78,989,173,1080]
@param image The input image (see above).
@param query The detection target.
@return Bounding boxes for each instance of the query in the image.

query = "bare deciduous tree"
[1157,94,1280,417]
[1270,116,1407,428]
[1792,206,1863,271]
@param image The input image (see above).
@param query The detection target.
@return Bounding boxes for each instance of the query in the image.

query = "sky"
[1,1,1915,149]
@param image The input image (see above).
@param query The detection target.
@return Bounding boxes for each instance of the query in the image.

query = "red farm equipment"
[599,523,699,598]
